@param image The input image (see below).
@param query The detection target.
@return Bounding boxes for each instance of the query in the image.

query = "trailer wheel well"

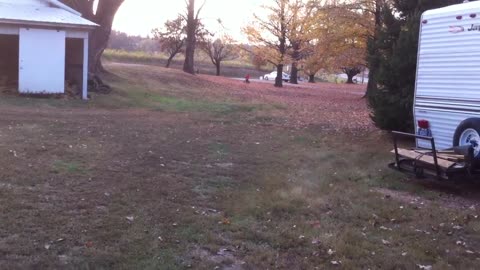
[453,118,480,158]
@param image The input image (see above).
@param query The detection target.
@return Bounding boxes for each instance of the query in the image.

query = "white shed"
[0,0,97,100]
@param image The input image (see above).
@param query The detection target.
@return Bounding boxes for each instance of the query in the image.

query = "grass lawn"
[0,63,479,269]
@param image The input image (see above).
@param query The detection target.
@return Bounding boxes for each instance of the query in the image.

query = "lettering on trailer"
[468,24,480,31]
[449,26,465,33]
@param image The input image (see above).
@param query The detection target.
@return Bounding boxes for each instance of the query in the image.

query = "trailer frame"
[389,131,478,181]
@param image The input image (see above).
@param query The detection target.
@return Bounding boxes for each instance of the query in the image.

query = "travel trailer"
[415,0,480,154]
[392,1,480,180]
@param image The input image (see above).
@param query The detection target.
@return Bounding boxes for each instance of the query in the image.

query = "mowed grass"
[214,135,480,269]
[0,64,272,116]
[0,63,479,269]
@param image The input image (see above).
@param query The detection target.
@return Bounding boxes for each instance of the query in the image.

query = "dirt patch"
[374,187,480,210]
[374,188,431,207]
[191,246,246,270]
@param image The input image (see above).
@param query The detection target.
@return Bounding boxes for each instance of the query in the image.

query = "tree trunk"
[183,0,196,74]
[215,62,221,76]
[61,0,124,76]
[275,64,284,87]
[290,63,298,84]
[344,67,361,84]
[274,1,287,88]
[365,0,383,98]
[309,74,315,83]
[88,26,112,75]
[166,55,175,68]
[347,73,355,84]
[290,43,300,84]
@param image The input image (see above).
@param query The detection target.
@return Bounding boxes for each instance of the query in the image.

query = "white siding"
[18,28,65,94]
[415,2,480,149]
[416,108,480,149]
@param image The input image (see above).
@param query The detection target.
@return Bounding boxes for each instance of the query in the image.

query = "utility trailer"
[391,1,480,180]
[390,131,480,181]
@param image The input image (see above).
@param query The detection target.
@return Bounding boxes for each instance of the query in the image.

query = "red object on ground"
[245,74,250,83]
[418,119,430,129]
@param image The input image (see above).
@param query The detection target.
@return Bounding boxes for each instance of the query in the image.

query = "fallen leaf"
[221,218,231,225]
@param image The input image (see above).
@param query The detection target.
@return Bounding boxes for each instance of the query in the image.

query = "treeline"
[105,31,267,78]
[108,31,159,53]
[107,30,267,76]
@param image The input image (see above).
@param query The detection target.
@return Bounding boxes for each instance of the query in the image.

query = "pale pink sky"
[113,0,268,40]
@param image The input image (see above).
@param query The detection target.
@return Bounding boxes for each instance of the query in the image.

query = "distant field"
[103,49,269,78]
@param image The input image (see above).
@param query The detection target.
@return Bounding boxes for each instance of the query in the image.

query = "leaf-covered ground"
[0,63,479,269]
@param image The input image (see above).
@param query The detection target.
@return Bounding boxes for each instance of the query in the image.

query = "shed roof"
[0,0,97,29]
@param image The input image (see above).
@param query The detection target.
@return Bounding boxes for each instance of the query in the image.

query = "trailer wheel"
[453,118,480,158]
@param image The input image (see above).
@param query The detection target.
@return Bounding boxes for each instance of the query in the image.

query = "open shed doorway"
[65,38,85,96]
[0,34,19,92]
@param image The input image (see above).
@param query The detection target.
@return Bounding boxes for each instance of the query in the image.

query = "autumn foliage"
[244,0,373,86]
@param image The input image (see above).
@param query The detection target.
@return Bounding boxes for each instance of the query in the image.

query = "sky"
[113,0,269,41]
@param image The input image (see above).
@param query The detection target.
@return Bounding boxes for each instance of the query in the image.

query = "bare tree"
[152,16,186,68]
[182,0,205,74]
[200,35,237,76]
[61,0,125,76]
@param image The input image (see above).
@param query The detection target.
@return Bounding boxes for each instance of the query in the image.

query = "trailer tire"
[453,118,480,158]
